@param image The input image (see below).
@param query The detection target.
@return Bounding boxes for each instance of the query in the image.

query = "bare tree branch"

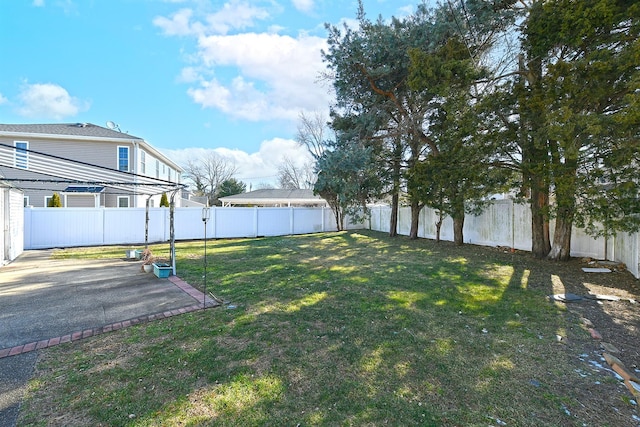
[277,156,316,189]
[296,111,328,160]
[182,152,237,205]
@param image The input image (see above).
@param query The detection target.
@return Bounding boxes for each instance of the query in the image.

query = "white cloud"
[292,0,315,14]
[32,0,45,6]
[162,137,313,188]
[17,83,89,119]
[153,8,201,36]
[187,32,330,121]
[205,0,270,35]
[177,66,201,83]
[154,1,270,37]
[155,1,333,124]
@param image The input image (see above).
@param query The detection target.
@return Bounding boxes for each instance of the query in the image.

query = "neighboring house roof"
[0,122,182,173]
[0,123,143,140]
[219,189,327,207]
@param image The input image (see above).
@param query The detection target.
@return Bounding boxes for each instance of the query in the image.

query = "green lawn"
[20,230,601,426]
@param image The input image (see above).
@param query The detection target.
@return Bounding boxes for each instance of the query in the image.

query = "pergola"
[0,142,185,274]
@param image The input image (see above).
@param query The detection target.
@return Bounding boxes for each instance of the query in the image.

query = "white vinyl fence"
[369,200,640,279]
[22,201,640,279]
[24,206,361,250]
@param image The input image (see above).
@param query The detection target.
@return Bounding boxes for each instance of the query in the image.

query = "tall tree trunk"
[453,216,465,245]
[548,155,577,261]
[389,193,399,237]
[435,211,444,243]
[548,213,572,261]
[329,202,342,231]
[518,53,551,258]
[409,200,422,239]
[389,143,402,237]
[530,182,551,258]
[334,209,342,231]
[452,197,465,245]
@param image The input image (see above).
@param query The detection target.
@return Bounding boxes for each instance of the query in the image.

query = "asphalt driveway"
[0,250,212,427]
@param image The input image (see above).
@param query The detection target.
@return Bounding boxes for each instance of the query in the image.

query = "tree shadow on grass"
[20,230,640,427]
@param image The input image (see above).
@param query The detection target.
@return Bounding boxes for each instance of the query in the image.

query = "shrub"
[48,192,62,207]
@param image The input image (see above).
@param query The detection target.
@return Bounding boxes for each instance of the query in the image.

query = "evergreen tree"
[159,193,169,207]
[524,0,640,260]
[218,178,246,199]
[48,192,62,207]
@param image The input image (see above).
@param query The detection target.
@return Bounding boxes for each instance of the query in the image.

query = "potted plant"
[140,248,155,273]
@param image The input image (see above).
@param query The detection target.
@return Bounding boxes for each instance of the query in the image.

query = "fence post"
[511,199,515,250]
[101,208,106,246]
[254,207,258,237]
[290,207,294,235]
[636,231,640,279]
[212,206,216,239]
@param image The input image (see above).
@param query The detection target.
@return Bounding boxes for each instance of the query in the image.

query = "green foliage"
[322,4,440,235]
[323,1,515,238]
[159,193,169,207]
[406,29,505,243]
[314,142,382,230]
[475,0,639,258]
[218,178,247,199]
[523,0,640,249]
[47,192,62,207]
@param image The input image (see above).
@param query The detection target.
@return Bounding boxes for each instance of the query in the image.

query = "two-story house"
[0,123,183,208]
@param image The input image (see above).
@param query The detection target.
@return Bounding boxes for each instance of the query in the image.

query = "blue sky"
[0,0,418,186]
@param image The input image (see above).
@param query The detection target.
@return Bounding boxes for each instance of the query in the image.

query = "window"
[44,196,52,207]
[118,146,129,172]
[117,196,130,208]
[155,160,160,178]
[140,151,146,174]
[15,141,28,169]
[23,196,30,207]
[168,168,172,182]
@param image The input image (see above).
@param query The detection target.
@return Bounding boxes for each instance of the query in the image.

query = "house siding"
[0,124,183,209]
[65,194,97,208]
[0,136,136,207]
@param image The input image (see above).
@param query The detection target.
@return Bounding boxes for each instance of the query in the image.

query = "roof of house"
[0,123,143,140]
[219,189,326,206]
[0,122,182,172]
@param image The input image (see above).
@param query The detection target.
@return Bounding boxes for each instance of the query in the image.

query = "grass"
[19,230,597,426]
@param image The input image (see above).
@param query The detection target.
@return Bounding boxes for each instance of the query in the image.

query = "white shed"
[0,183,24,264]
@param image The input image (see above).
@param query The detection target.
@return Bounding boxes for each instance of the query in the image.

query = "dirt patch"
[489,246,640,424]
